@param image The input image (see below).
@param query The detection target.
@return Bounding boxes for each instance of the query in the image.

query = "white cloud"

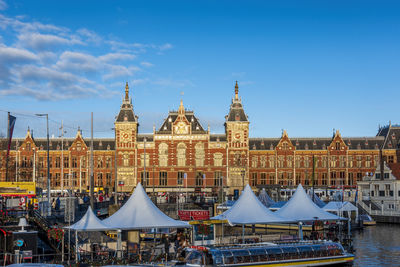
[0,12,173,101]
[17,32,83,51]
[140,61,153,67]
[0,0,7,10]
[99,52,136,62]
[0,46,39,62]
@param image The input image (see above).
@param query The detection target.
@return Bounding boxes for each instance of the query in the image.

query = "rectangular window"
[159,171,167,186]
[330,156,336,168]
[269,173,275,184]
[251,173,257,186]
[64,157,69,168]
[96,173,103,187]
[295,156,300,168]
[141,171,149,186]
[388,155,394,163]
[348,156,353,168]
[178,171,185,186]
[348,173,353,185]
[379,191,385,197]
[196,172,204,186]
[296,173,301,184]
[106,157,112,168]
[251,156,258,168]
[339,156,346,168]
[260,173,267,185]
[214,171,222,186]
[72,157,78,168]
[357,172,363,181]
[106,173,112,186]
[55,157,61,168]
[366,156,371,168]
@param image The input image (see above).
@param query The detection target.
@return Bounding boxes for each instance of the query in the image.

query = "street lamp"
[36,113,51,217]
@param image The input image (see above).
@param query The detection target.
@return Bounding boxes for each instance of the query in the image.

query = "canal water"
[353,224,400,266]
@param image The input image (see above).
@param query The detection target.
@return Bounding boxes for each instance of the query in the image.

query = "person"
[162,234,170,259]
[51,198,56,210]
[55,196,60,211]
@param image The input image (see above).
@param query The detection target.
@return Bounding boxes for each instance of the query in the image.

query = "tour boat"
[359,214,376,226]
[179,241,354,266]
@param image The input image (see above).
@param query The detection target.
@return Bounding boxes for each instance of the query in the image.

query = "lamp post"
[36,113,51,216]
[112,128,118,205]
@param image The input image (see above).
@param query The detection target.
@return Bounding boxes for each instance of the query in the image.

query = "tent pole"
[298,222,303,240]
[75,230,78,264]
[242,224,244,244]
[117,230,122,258]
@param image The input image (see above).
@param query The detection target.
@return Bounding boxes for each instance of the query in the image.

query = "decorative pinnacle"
[125,82,129,101]
[235,81,239,100]
[178,99,185,115]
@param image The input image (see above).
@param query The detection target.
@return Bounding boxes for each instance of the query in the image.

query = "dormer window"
[270,144,274,150]
[336,142,340,150]
[305,143,309,150]
[322,143,326,150]
[107,144,110,150]
[57,144,60,150]
[235,113,240,121]
[357,143,361,150]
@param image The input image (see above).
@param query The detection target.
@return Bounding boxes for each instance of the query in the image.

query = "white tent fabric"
[65,206,111,231]
[275,184,343,221]
[323,201,358,213]
[258,188,275,207]
[307,189,326,208]
[102,183,190,230]
[211,184,292,225]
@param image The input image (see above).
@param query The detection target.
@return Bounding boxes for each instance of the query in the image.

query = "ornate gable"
[276,130,295,151]
[328,130,348,152]
[70,129,88,152]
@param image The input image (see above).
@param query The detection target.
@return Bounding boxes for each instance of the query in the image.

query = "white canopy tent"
[65,206,111,231]
[323,201,358,220]
[258,188,275,208]
[275,184,344,222]
[102,183,190,230]
[212,184,292,225]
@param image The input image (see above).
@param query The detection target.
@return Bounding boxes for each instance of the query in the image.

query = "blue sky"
[0,0,399,139]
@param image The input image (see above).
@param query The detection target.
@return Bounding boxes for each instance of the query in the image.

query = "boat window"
[210,250,223,266]
[185,250,204,265]
[232,249,251,264]
[297,246,314,258]
[248,248,267,262]
[327,243,344,256]
[281,246,299,259]
[266,247,283,261]
[221,250,234,265]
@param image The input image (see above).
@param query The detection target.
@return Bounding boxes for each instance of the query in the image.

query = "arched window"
[159,143,168,167]
[177,143,186,166]
[195,143,205,167]
[213,153,223,167]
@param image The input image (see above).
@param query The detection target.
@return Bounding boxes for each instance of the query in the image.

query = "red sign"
[178,210,209,221]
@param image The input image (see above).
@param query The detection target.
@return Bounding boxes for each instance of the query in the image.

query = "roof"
[102,183,189,230]
[65,206,112,231]
[275,184,344,221]
[323,201,358,213]
[249,136,385,151]
[212,184,292,224]
[225,81,248,122]
[156,111,206,134]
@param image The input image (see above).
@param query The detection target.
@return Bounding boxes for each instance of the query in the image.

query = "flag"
[6,114,16,157]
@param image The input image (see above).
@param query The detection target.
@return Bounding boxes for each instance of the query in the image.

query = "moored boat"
[178,241,354,266]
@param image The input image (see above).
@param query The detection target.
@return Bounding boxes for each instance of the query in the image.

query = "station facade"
[1,82,399,195]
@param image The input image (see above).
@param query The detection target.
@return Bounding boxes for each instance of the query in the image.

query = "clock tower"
[225,81,250,192]
[115,82,138,191]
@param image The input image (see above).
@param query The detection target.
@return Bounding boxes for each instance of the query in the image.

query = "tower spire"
[235,81,239,100]
[178,99,185,115]
[125,82,129,101]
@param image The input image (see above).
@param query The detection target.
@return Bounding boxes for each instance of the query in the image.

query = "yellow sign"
[0,182,36,197]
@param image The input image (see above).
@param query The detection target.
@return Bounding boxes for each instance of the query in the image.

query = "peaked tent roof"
[276,184,343,221]
[307,190,326,208]
[211,185,292,225]
[102,183,190,230]
[258,188,275,207]
[323,201,358,213]
[65,206,111,231]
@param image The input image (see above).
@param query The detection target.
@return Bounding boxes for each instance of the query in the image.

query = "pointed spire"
[178,99,185,115]
[235,81,239,100]
[125,82,129,101]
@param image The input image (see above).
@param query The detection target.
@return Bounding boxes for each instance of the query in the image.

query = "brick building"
[0,82,399,195]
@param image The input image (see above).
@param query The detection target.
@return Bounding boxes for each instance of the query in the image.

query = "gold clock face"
[175,122,188,134]
[234,132,242,140]
[120,131,130,142]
